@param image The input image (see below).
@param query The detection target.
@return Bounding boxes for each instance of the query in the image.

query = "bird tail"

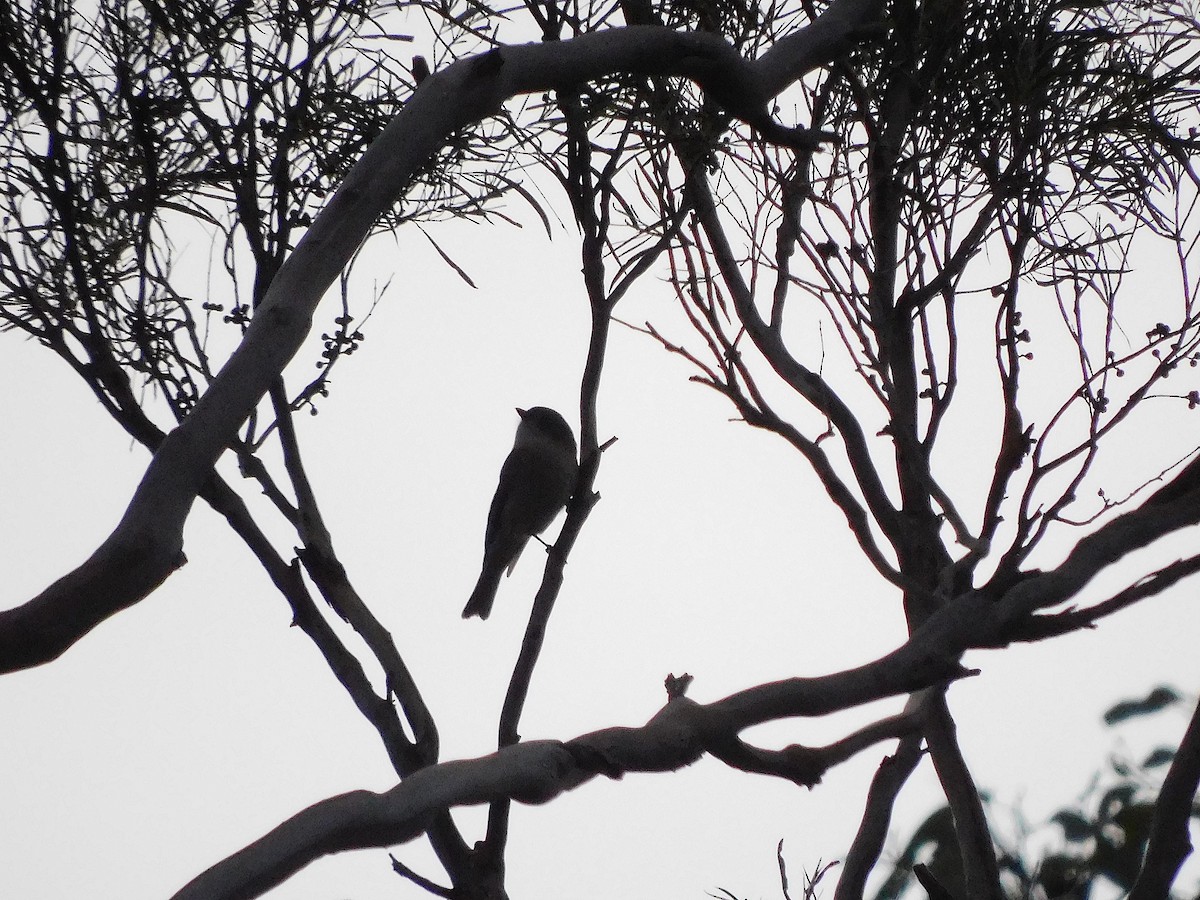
[462,564,504,620]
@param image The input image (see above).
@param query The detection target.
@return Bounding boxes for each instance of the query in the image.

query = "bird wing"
[483,449,538,549]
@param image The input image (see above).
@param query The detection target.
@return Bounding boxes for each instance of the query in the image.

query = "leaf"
[1103,686,1181,725]
[1051,810,1094,842]
[1037,854,1086,899]
[1142,746,1176,769]
[416,224,478,289]
[1113,801,1158,842]
[1098,783,1137,819]
[1089,802,1160,890]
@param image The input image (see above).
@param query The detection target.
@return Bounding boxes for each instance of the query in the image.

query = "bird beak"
[516,407,527,418]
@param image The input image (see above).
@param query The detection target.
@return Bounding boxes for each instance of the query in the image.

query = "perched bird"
[462,407,578,620]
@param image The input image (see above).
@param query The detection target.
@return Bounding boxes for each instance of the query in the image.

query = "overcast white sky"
[3,184,1200,900]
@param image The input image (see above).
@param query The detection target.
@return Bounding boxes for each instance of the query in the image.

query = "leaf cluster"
[0,0,493,423]
[877,686,1198,900]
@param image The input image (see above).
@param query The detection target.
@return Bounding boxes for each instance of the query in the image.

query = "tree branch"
[996,452,1200,623]
[269,378,439,760]
[1127,694,1200,900]
[1010,554,1200,643]
[923,692,1003,900]
[710,708,921,787]
[685,169,906,579]
[835,731,925,900]
[172,635,967,900]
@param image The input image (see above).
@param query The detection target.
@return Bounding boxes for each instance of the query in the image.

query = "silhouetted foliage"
[878,687,1200,900]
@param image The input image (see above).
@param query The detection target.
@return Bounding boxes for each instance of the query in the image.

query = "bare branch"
[709,708,922,786]
[172,637,968,900]
[685,169,906,576]
[1012,554,1200,643]
[998,452,1200,621]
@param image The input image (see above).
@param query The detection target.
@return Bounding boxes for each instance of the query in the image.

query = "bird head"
[515,406,577,456]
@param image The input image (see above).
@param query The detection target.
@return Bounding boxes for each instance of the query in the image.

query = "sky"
[3,126,1200,900]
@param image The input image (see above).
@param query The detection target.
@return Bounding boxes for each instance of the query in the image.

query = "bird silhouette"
[463,407,578,620]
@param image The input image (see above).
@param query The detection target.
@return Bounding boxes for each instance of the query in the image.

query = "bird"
[462,406,578,620]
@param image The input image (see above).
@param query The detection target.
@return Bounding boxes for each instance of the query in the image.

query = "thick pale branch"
[173,626,970,900]
[0,0,883,674]
[0,528,185,671]
[835,732,925,900]
[756,0,884,92]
